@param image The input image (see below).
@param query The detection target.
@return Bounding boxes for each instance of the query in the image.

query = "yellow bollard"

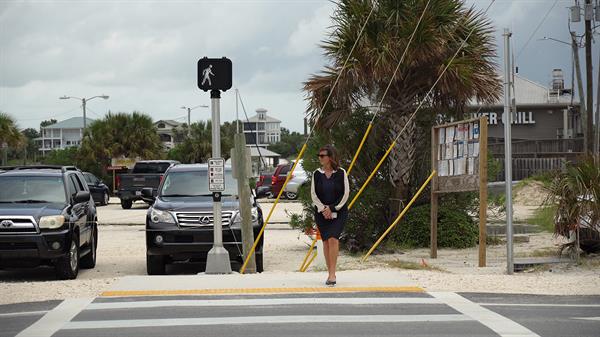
[362,170,436,262]
[240,143,308,274]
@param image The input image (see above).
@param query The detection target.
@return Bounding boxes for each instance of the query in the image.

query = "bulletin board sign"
[430,116,488,267]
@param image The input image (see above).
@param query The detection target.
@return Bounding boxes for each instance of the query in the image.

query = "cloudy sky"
[0,0,597,133]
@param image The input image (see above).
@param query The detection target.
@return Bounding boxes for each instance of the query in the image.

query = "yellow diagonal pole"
[348,140,396,210]
[362,170,436,262]
[240,143,308,274]
[298,234,318,271]
[301,252,318,272]
[347,122,373,175]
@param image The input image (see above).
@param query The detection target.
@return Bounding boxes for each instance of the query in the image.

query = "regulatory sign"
[197,57,232,92]
[208,158,225,192]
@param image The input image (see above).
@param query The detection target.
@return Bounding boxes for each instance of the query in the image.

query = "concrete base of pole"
[204,246,232,274]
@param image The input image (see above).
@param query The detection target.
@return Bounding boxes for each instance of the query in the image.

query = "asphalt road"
[2,292,599,337]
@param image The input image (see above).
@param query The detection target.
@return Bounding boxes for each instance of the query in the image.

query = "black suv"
[0,166,98,279]
[144,164,264,274]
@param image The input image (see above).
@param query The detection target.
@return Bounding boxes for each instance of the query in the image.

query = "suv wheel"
[101,192,109,206]
[284,191,298,200]
[121,199,133,209]
[256,253,264,273]
[147,254,166,275]
[80,227,97,269]
[55,235,79,280]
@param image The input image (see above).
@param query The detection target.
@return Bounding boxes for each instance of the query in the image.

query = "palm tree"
[79,112,163,175]
[304,0,501,201]
[0,112,23,147]
[0,113,24,164]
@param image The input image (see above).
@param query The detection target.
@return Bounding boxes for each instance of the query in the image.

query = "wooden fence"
[492,157,566,181]
[489,138,584,157]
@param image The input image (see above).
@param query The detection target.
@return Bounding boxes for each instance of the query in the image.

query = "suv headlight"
[231,208,259,228]
[39,215,66,229]
[149,208,175,224]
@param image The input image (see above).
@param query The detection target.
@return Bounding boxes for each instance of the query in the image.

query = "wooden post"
[478,116,488,267]
[430,127,438,258]
[233,133,256,273]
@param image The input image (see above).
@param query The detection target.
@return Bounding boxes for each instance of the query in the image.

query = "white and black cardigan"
[310,168,350,213]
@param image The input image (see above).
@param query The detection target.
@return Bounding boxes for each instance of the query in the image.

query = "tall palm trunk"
[387,111,416,216]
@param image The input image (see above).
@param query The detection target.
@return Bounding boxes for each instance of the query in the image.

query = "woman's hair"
[319,144,339,171]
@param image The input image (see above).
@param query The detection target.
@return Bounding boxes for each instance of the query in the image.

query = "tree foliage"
[78,112,163,176]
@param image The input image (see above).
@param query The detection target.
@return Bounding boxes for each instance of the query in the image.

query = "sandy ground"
[1,182,599,305]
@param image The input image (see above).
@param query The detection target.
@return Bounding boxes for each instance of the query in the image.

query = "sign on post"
[197,57,232,92]
[208,158,225,192]
[430,116,488,267]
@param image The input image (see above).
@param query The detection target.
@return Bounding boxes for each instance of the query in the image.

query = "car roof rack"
[0,165,79,173]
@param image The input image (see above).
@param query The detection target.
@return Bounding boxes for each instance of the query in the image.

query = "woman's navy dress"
[313,170,349,240]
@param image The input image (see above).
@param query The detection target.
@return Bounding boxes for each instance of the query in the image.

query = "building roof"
[244,114,282,123]
[248,146,280,157]
[42,117,94,129]
[469,74,579,108]
[155,120,183,127]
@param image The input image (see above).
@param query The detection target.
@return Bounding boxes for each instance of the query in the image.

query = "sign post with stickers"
[199,57,233,274]
[430,116,488,267]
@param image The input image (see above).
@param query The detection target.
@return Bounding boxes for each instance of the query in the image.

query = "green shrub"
[391,203,478,249]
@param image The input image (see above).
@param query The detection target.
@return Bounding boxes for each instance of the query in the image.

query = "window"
[157,123,166,129]
[67,175,78,197]
[73,174,86,191]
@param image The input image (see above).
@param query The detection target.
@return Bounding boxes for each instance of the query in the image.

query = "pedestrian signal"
[197,57,232,92]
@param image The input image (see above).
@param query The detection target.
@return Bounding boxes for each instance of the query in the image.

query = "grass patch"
[528,205,556,233]
[386,259,446,272]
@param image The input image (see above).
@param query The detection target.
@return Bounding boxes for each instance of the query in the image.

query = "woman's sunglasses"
[317,154,329,158]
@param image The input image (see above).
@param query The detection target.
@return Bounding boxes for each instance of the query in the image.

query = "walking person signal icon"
[197,57,232,92]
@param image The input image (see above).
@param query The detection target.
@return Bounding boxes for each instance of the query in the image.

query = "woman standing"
[311,144,350,286]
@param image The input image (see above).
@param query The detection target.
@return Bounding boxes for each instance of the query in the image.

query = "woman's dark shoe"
[325,279,336,286]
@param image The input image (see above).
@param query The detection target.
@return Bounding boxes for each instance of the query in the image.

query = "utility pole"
[571,32,587,147]
[584,0,594,154]
[232,132,256,273]
[596,40,600,158]
[503,28,514,275]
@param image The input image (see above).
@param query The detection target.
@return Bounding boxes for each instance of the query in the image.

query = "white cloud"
[286,3,334,57]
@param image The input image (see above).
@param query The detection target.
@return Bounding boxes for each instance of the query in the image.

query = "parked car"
[0,165,98,280]
[271,160,308,200]
[83,172,110,206]
[255,172,273,199]
[116,160,179,209]
[144,164,264,275]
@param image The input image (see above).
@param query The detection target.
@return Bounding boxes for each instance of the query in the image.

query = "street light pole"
[584,0,594,154]
[180,105,209,137]
[59,95,109,135]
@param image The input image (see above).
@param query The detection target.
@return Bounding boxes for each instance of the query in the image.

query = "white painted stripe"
[0,310,48,318]
[572,317,600,321]
[481,303,600,308]
[63,314,472,330]
[431,292,541,337]
[88,297,442,310]
[16,298,93,337]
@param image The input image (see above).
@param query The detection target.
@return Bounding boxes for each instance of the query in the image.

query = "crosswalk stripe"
[63,314,472,330]
[431,292,541,337]
[15,298,94,337]
[88,297,441,310]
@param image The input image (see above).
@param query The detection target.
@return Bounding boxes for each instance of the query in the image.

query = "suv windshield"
[0,176,66,203]
[160,170,238,197]
[132,162,172,174]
